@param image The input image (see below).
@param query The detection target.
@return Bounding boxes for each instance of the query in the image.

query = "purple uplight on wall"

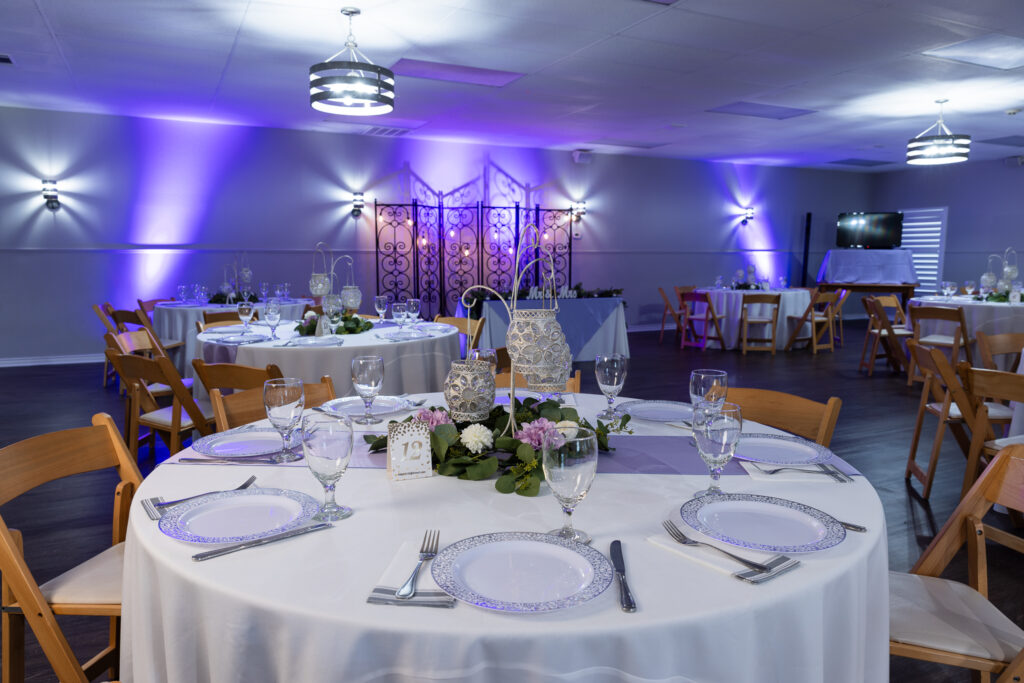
[713,162,778,281]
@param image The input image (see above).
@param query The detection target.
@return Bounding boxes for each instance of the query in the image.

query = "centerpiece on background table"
[294,310,373,336]
[309,241,362,312]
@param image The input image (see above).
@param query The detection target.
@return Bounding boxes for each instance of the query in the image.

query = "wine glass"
[374,295,388,321]
[282,282,291,299]
[689,369,728,410]
[941,280,957,301]
[351,356,384,425]
[176,284,188,302]
[392,302,407,330]
[259,281,270,301]
[237,300,255,333]
[693,402,742,496]
[302,413,354,521]
[264,298,282,339]
[594,353,628,419]
[541,425,599,544]
[469,348,498,376]
[192,283,204,305]
[263,378,305,463]
[322,294,343,336]
[406,298,421,323]
[964,280,977,296]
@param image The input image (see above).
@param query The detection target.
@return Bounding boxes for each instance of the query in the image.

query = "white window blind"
[899,207,948,294]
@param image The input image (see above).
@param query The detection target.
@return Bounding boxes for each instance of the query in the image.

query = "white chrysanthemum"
[555,420,579,440]
[460,423,493,454]
[304,311,318,320]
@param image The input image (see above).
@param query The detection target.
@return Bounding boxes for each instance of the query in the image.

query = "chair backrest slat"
[211,377,337,430]
[724,387,841,447]
[192,359,284,393]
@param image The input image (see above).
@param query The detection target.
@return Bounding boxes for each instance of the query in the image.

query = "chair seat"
[870,328,914,338]
[927,401,1015,422]
[746,317,774,324]
[918,334,957,346]
[38,542,123,605]
[889,571,1024,662]
[986,434,1024,451]
[139,398,214,430]
[148,377,194,394]
[160,338,185,350]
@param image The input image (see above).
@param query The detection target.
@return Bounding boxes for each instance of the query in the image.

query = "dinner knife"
[192,522,333,561]
[609,540,637,613]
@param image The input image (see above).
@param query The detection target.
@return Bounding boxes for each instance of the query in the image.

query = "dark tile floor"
[1,322,1020,681]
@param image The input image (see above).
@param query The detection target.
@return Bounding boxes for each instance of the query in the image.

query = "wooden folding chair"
[831,288,851,346]
[204,309,257,324]
[136,297,173,321]
[93,304,121,388]
[739,293,780,355]
[210,376,337,431]
[495,347,512,373]
[657,288,686,344]
[976,331,1024,373]
[858,296,913,376]
[678,291,725,350]
[904,341,1013,499]
[195,319,243,334]
[784,291,838,353]
[434,316,485,354]
[104,349,214,458]
[102,303,143,334]
[191,359,284,396]
[957,363,1024,498]
[907,304,972,385]
[889,445,1024,682]
[0,413,143,683]
[724,387,841,447]
[673,286,696,309]
[133,307,184,355]
[494,370,582,393]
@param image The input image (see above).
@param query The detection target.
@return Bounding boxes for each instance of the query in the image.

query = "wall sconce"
[741,207,754,225]
[571,201,587,222]
[352,192,365,217]
[42,179,60,212]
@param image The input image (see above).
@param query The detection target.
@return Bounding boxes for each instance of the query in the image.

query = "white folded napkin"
[647,534,799,584]
[367,540,456,608]
[738,461,841,483]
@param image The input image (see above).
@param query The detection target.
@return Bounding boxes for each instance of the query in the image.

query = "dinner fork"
[751,463,848,481]
[154,475,257,508]
[395,530,440,600]
[661,520,770,573]
[142,476,257,520]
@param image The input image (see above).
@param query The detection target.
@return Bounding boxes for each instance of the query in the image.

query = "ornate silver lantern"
[444,360,496,422]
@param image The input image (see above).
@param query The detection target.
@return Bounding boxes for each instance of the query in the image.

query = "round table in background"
[908,296,1024,369]
[199,323,460,398]
[121,393,888,683]
[699,288,812,350]
[154,300,312,376]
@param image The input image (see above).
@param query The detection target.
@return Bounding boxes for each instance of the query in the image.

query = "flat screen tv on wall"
[836,212,903,249]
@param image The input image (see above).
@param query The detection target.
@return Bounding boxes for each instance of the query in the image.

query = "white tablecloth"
[199,323,460,398]
[700,289,812,350]
[817,248,917,284]
[469,298,630,360]
[154,300,311,376]
[121,393,888,683]
[909,296,1024,368]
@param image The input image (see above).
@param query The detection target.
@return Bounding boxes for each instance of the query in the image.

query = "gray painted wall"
[1,105,873,361]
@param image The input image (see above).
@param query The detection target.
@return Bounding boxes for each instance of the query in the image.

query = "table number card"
[387,421,433,481]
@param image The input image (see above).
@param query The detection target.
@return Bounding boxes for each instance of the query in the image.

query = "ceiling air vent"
[0,55,13,65]
[363,126,411,138]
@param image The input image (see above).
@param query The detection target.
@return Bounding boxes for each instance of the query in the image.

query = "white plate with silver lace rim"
[733,433,834,465]
[287,336,344,347]
[319,396,413,418]
[158,488,319,544]
[680,493,845,553]
[191,428,283,458]
[616,400,693,422]
[431,531,615,612]
[203,325,248,335]
[217,333,271,345]
[415,322,457,334]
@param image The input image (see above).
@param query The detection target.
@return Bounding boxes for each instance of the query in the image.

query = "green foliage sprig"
[294,313,373,336]
[208,292,259,304]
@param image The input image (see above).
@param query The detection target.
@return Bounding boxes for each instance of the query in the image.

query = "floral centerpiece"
[208,292,259,304]
[364,397,631,496]
[294,310,373,336]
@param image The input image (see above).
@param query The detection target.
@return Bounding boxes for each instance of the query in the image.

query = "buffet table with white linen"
[817,248,917,284]
[121,393,888,683]
[154,300,311,375]
[464,298,629,360]
[199,322,460,398]
[700,288,812,350]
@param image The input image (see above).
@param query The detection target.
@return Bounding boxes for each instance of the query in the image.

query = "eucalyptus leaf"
[559,407,579,422]
[516,474,541,497]
[494,436,518,451]
[495,472,516,493]
[430,431,450,461]
[539,406,562,422]
[437,461,466,477]
[465,456,499,480]
[516,443,537,463]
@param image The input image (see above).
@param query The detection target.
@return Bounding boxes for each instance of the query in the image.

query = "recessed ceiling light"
[922,33,1024,70]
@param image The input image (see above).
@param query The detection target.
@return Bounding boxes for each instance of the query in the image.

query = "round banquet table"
[153,300,312,376]
[199,322,460,398]
[908,296,1024,368]
[699,288,812,350]
[120,393,888,683]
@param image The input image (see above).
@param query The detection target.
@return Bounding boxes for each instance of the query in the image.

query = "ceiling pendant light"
[906,99,971,165]
[309,7,395,116]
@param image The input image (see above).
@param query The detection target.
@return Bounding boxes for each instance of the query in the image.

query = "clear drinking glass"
[374,295,388,321]
[689,369,728,410]
[198,285,209,303]
[302,413,354,521]
[351,355,384,425]
[176,285,188,302]
[192,284,204,305]
[469,348,498,376]
[263,378,305,463]
[282,282,291,298]
[237,300,255,332]
[264,298,282,339]
[964,280,977,296]
[942,280,957,300]
[322,294,343,335]
[779,277,788,289]
[693,402,742,496]
[259,281,270,301]
[594,353,628,419]
[542,426,599,544]
[392,302,407,330]
[407,298,421,323]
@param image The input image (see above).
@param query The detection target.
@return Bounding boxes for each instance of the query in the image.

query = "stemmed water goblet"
[692,402,742,496]
[964,280,977,297]
[392,302,407,331]
[351,356,384,425]
[594,353,628,419]
[941,280,957,301]
[322,294,343,336]
[406,298,421,324]
[264,298,282,339]
[374,295,388,322]
[302,413,355,521]
[263,378,305,463]
[541,425,599,544]
[237,300,255,333]
[689,369,728,410]
[176,285,188,302]
[192,284,204,305]
[259,281,270,301]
